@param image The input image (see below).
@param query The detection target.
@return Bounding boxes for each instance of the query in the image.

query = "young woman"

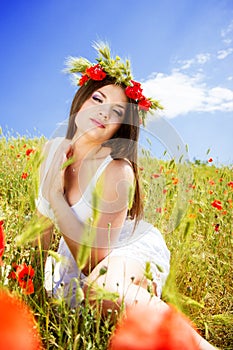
[36,43,216,349]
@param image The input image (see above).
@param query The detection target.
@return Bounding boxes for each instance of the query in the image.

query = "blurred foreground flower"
[0,289,43,350]
[109,304,198,350]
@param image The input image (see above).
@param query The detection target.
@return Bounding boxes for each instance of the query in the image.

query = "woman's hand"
[50,139,72,200]
[42,139,72,202]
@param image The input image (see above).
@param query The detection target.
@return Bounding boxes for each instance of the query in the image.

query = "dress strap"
[71,154,113,210]
[90,155,113,186]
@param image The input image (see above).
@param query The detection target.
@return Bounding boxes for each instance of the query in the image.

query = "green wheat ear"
[64,56,91,73]
[144,261,153,281]
[88,284,119,302]
[76,218,95,270]
[16,215,51,245]
[93,40,111,60]
[91,186,101,224]
[60,156,75,170]
[76,179,104,270]
[144,261,155,298]
[48,250,70,265]
[29,147,45,210]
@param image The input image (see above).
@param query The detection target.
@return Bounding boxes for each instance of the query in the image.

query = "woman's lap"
[44,227,170,307]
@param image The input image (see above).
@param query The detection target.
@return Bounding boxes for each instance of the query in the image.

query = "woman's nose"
[98,109,109,121]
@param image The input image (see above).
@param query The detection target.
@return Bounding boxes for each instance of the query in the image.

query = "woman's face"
[74,84,128,143]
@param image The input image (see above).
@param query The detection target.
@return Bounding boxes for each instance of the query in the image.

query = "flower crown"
[65,42,163,125]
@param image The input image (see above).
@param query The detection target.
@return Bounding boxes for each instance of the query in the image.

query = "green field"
[0,132,232,349]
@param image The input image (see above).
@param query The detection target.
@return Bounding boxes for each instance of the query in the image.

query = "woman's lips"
[90,118,106,128]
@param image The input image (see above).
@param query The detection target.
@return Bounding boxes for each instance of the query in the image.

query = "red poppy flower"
[21,172,28,179]
[211,199,222,211]
[16,263,35,295]
[8,270,17,279]
[188,184,196,189]
[0,220,5,266]
[18,278,34,295]
[138,97,152,111]
[172,177,179,185]
[151,173,160,179]
[209,179,215,186]
[208,157,213,162]
[16,263,35,280]
[78,74,89,86]
[86,64,106,81]
[125,80,143,100]
[109,304,198,350]
[0,289,42,350]
[227,181,233,189]
[7,262,18,280]
[25,148,34,156]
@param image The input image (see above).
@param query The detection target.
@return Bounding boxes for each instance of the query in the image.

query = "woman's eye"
[92,93,103,103]
[113,108,125,118]
[113,109,123,117]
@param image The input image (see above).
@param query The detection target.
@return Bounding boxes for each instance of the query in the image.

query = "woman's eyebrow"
[97,91,126,110]
[97,90,106,98]
[114,104,126,110]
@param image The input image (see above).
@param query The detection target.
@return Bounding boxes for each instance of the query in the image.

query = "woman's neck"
[70,133,109,161]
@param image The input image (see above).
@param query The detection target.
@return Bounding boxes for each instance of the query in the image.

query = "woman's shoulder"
[94,157,135,205]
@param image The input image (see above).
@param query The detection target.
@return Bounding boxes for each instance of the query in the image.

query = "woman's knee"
[82,256,158,311]
[85,256,144,293]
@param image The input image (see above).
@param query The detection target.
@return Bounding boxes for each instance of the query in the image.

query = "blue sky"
[0,0,233,165]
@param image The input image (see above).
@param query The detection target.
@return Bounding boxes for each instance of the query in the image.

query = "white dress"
[36,137,170,308]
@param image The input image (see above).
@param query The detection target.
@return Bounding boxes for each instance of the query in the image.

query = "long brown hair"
[66,77,143,221]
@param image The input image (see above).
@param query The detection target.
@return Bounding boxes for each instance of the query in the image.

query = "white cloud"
[142,71,233,118]
[179,59,194,70]
[217,48,233,59]
[143,22,233,119]
[221,20,233,45]
[196,53,211,64]
[203,87,233,112]
[177,53,211,70]
[221,20,233,38]
[223,38,232,45]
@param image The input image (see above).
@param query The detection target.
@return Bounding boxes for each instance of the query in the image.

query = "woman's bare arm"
[46,145,134,271]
